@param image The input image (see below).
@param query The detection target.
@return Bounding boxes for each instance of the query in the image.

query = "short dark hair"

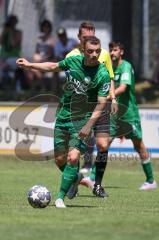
[79,22,95,35]
[6,15,18,25]
[40,19,52,33]
[83,36,100,48]
[109,41,125,50]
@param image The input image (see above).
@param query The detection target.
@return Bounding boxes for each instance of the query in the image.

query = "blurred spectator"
[54,27,78,61]
[0,15,23,91]
[54,27,78,96]
[26,19,55,91]
[34,19,55,62]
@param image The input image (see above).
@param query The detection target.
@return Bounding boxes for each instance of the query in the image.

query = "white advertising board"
[108,108,159,158]
[0,105,55,158]
[0,105,159,158]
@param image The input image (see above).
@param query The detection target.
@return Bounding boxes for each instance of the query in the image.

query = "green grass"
[0,156,159,240]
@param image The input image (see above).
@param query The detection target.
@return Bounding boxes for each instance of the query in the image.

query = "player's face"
[83,42,101,65]
[78,29,95,45]
[109,46,123,62]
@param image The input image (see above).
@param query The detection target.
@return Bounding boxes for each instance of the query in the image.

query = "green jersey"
[113,60,140,121]
[57,55,110,120]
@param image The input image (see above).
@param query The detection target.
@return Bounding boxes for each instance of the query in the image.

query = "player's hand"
[16,58,30,68]
[78,124,91,140]
[111,98,118,114]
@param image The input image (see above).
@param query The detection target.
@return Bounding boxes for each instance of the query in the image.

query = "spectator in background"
[54,27,78,96]
[34,19,55,62]
[54,27,78,61]
[0,15,22,90]
[26,19,55,91]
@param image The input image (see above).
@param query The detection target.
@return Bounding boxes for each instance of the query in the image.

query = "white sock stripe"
[142,158,151,164]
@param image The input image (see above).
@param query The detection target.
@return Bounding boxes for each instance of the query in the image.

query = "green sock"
[141,159,154,183]
[57,164,78,200]
[90,163,96,181]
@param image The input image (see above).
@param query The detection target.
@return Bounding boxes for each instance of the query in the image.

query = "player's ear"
[121,49,124,56]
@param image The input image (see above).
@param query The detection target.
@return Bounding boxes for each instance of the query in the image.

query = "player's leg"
[93,104,112,191]
[81,107,112,197]
[80,135,95,173]
[55,121,85,207]
[56,147,81,208]
[132,138,157,190]
[54,119,69,171]
[92,132,112,197]
[54,120,77,207]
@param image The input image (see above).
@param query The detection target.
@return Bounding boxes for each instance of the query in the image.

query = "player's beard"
[89,57,98,66]
[111,56,119,64]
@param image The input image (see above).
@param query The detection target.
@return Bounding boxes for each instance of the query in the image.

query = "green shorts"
[110,118,142,140]
[54,118,87,154]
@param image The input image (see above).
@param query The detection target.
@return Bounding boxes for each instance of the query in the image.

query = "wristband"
[112,98,117,102]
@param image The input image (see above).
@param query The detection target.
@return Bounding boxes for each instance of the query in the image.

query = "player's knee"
[67,150,80,165]
[96,141,109,152]
[68,158,78,165]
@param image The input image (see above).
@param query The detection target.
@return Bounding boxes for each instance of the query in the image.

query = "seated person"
[54,27,78,95]
[55,27,78,61]
[26,19,55,91]
[0,15,22,90]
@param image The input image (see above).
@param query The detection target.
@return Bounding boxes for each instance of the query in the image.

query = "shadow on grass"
[104,185,128,189]
[67,204,99,208]
[50,203,99,208]
[77,194,95,198]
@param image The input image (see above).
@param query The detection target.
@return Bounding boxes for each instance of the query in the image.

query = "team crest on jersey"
[84,76,91,85]
[114,75,120,81]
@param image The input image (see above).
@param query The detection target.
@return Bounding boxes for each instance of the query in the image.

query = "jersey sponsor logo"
[121,72,129,81]
[64,71,91,94]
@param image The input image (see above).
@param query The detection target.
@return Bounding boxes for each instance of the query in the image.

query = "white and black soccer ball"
[27,185,51,208]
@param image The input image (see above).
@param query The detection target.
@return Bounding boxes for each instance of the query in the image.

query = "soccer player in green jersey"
[82,41,157,191]
[66,22,118,198]
[16,36,111,208]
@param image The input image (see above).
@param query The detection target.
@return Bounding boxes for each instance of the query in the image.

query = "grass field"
[0,156,159,240]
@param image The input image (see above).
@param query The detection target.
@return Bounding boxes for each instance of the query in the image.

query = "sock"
[141,158,154,183]
[57,164,78,200]
[95,151,108,185]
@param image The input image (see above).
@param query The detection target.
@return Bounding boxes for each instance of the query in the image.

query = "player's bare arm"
[109,79,118,114]
[16,58,61,72]
[78,96,107,139]
[114,83,127,96]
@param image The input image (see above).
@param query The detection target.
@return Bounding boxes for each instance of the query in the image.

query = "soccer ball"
[27,185,51,208]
